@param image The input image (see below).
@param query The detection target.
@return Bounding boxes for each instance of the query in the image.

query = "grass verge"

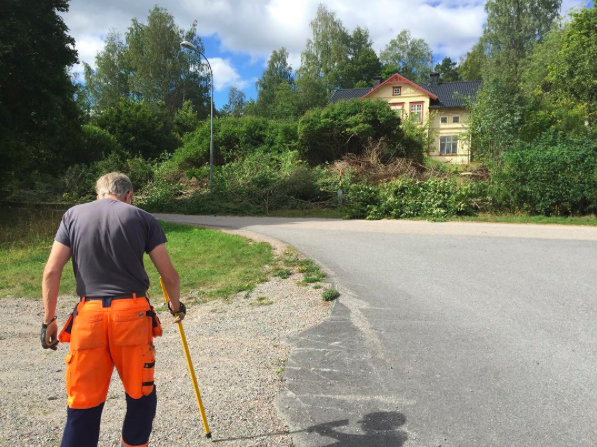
[0,208,272,301]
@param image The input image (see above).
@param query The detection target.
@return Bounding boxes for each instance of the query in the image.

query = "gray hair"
[96,172,133,198]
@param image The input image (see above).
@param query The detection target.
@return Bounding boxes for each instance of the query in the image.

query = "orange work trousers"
[63,296,157,409]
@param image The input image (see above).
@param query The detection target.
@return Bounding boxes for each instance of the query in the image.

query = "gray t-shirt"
[55,199,167,297]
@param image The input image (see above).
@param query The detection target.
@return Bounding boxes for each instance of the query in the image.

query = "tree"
[84,32,130,111]
[484,0,561,78]
[334,27,382,88]
[380,30,433,84]
[85,7,210,118]
[221,87,247,117]
[549,8,596,127]
[459,40,486,81]
[469,0,562,160]
[299,4,349,92]
[0,0,81,186]
[434,57,461,82]
[255,48,294,117]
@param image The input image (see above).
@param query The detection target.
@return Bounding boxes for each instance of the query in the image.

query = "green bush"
[346,178,488,219]
[80,124,121,163]
[322,288,340,301]
[491,133,597,215]
[297,99,423,164]
[173,116,298,170]
[92,99,178,159]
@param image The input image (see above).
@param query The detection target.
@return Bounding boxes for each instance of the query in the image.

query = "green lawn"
[0,208,272,300]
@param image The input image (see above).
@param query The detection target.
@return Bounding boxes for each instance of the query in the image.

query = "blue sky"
[62,0,590,109]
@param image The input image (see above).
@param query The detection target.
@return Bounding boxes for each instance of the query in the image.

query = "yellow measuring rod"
[159,277,211,439]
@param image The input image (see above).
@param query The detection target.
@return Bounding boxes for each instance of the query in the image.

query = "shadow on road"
[212,411,408,446]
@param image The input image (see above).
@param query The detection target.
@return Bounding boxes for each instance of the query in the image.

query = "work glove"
[41,317,59,350]
[168,301,186,323]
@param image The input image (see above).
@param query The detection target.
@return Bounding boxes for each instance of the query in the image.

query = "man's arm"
[149,243,181,311]
[42,241,71,324]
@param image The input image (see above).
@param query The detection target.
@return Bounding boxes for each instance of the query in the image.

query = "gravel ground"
[0,239,331,446]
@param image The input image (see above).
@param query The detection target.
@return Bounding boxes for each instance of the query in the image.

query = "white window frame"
[452,116,460,123]
[440,135,458,155]
[393,86,402,96]
[410,103,423,124]
[440,116,448,124]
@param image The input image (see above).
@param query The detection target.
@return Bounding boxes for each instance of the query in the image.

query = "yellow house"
[330,73,482,164]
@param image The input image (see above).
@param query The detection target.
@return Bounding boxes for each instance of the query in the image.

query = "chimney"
[372,75,383,87]
[430,73,440,85]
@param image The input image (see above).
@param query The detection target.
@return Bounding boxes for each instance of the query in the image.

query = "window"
[390,102,404,115]
[440,116,447,124]
[452,116,460,123]
[410,102,423,123]
[393,86,401,96]
[440,136,458,155]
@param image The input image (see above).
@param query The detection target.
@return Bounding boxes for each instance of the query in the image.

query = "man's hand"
[168,301,186,323]
[41,318,59,350]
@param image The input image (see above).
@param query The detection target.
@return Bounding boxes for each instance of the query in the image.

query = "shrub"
[92,99,178,159]
[80,124,121,163]
[297,99,423,165]
[346,178,488,219]
[322,288,340,301]
[173,116,298,170]
[491,132,597,215]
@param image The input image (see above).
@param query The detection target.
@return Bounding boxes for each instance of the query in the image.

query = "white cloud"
[209,57,251,91]
[62,0,589,82]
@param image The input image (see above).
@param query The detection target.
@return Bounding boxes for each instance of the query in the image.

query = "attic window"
[392,87,401,96]
[453,116,460,123]
[440,117,447,124]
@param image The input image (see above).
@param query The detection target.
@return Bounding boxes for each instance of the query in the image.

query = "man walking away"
[40,172,186,447]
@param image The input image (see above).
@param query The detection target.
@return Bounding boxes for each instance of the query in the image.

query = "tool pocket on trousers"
[113,310,151,346]
[141,347,155,396]
[58,312,74,343]
[148,306,163,338]
[70,313,105,350]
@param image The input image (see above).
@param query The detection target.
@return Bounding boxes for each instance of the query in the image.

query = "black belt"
[82,294,146,307]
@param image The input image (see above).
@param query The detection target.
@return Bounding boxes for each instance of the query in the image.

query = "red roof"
[363,73,438,101]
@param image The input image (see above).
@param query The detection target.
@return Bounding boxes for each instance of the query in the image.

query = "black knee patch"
[61,402,104,447]
[122,387,157,446]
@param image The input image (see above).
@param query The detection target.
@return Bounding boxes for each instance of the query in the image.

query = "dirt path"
[0,242,330,446]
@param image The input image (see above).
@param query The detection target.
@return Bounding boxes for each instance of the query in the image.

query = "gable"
[363,73,438,100]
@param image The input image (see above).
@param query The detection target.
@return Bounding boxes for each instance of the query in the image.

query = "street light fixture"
[180,40,214,193]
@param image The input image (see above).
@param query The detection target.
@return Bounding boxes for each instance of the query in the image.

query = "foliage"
[459,40,486,81]
[0,0,81,188]
[153,149,330,215]
[468,0,562,161]
[346,179,488,219]
[255,48,295,117]
[173,116,298,170]
[84,6,209,118]
[322,288,340,301]
[221,87,247,117]
[80,124,122,163]
[434,57,461,82]
[379,30,433,84]
[83,32,131,111]
[548,8,597,128]
[297,99,422,165]
[92,99,178,159]
[299,4,348,93]
[490,132,597,215]
[173,100,199,139]
[333,27,381,89]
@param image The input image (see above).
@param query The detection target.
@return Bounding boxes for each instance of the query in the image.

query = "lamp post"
[181,40,214,193]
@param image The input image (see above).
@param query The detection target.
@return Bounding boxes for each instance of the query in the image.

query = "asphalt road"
[155,215,597,446]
